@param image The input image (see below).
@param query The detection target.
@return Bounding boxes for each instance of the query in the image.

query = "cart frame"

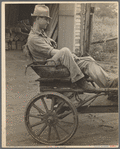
[24,61,118,145]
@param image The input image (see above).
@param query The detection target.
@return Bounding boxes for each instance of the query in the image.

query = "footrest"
[35,77,71,82]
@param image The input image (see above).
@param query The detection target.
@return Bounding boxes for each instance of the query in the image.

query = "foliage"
[94,3,118,18]
[89,42,117,62]
[89,16,118,62]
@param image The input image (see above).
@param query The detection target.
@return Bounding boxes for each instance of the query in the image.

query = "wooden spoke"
[38,123,47,136]
[51,97,55,111]
[41,98,49,113]
[47,125,51,141]
[31,120,45,128]
[29,114,43,119]
[32,103,45,114]
[55,101,65,113]
[53,125,60,140]
[56,123,69,134]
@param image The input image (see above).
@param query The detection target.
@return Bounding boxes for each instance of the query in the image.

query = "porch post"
[58,4,75,52]
[80,4,94,55]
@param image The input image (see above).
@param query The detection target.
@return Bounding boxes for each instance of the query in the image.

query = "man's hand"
[49,38,57,48]
[72,53,80,62]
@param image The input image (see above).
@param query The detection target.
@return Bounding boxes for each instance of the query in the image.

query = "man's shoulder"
[28,32,43,43]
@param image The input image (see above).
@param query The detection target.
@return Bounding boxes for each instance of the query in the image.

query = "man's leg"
[84,62,115,88]
[50,47,84,83]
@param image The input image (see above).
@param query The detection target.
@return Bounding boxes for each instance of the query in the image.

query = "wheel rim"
[25,92,78,145]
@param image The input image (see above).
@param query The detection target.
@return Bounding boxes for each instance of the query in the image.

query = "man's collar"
[31,27,47,37]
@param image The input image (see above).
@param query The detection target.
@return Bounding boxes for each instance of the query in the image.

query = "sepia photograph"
[2,1,119,147]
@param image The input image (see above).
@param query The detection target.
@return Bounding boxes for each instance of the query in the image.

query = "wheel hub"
[47,116,54,124]
[44,111,58,125]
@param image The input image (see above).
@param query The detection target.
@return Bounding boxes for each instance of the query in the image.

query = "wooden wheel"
[24,92,78,145]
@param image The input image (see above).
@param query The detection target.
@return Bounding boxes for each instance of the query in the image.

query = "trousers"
[49,47,112,87]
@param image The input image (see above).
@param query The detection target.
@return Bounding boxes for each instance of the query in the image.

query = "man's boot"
[76,77,97,92]
[109,78,118,88]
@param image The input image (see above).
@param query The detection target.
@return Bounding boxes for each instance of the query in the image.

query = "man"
[27,4,118,91]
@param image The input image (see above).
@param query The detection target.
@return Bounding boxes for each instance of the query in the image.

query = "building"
[5,3,93,54]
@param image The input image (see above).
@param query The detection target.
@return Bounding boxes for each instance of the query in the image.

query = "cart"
[24,60,118,145]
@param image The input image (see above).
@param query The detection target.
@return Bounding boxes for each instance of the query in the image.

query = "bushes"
[89,41,117,62]
[89,16,117,62]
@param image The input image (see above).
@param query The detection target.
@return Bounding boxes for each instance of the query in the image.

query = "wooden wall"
[80,4,94,55]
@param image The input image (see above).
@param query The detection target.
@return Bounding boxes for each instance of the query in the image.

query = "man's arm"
[48,37,57,49]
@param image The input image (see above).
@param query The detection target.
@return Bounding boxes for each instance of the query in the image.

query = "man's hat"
[31,5,51,19]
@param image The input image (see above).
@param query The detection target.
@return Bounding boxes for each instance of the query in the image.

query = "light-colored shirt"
[27,28,53,61]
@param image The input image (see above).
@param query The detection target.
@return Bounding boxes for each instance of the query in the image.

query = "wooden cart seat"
[26,61,94,85]
[26,60,70,78]
[32,65,70,78]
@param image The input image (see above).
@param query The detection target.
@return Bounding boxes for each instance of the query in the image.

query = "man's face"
[37,16,50,30]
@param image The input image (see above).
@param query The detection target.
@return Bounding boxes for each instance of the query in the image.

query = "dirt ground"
[4,50,119,147]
